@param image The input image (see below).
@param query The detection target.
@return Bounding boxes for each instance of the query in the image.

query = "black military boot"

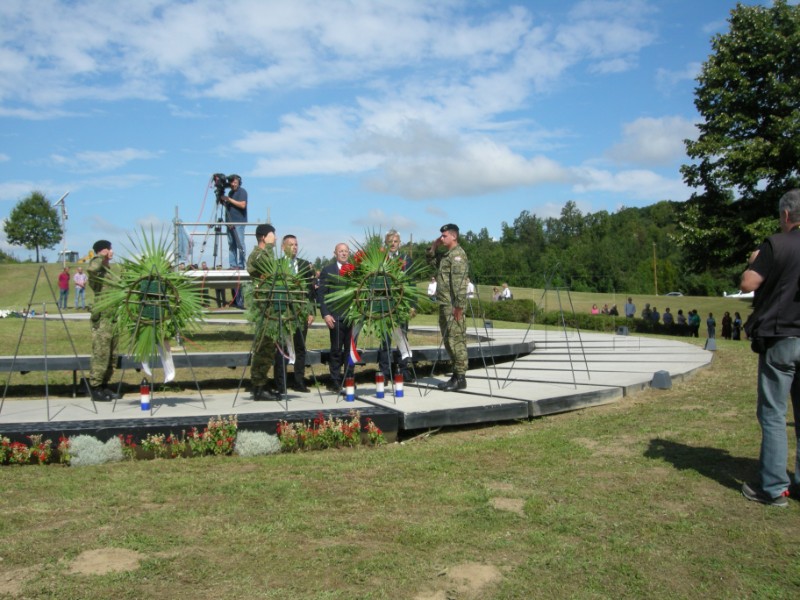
[252,385,268,401]
[103,386,121,400]
[90,386,111,402]
[438,374,467,392]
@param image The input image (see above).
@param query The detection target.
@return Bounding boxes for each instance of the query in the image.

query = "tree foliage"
[682,0,800,211]
[314,201,736,297]
[3,191,63,263]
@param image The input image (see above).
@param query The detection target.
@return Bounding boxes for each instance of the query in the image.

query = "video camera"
[212,173,235,204]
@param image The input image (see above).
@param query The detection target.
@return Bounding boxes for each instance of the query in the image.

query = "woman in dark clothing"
[721,311,732,339]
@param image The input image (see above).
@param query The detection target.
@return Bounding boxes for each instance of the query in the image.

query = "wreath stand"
[509,264,590,391]
[422,268,499,398]
[1,266,98,421]
[233,264,324,409]
[350,271,424,404]
[112,266,206,414]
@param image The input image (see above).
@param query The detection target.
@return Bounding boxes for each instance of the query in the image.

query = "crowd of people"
[599,297,745,339]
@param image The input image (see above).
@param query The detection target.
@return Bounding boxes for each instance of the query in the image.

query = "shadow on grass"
[644,438,757,492]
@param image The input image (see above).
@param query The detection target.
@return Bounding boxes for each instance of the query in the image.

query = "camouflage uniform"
[87,255,117,388]
[247,244,277,387]
[427,243,469,375]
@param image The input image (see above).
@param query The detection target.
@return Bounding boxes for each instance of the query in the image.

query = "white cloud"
[50,148,160,173]
[0,153,8,162]
[367,137,569,200]
[351,209,416,232]
[606,116,697,167]
[572,166,691,202]
[656,62,701,94]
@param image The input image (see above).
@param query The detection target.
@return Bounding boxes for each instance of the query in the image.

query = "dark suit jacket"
[317,261,346,321]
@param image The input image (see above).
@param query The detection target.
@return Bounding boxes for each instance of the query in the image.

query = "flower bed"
[0,411,385,467]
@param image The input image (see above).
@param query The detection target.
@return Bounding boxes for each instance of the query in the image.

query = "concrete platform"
[0,328,713,442]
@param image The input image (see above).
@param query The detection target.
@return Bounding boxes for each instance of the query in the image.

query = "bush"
[234,430,281,457]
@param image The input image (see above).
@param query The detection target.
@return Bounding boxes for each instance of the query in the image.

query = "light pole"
[652,241,658,296]
[53,191,69,267]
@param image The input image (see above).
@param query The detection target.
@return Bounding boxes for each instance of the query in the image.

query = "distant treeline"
[314,200,743,297]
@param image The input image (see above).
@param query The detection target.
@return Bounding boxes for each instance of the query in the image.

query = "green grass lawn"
[2,274,800,598]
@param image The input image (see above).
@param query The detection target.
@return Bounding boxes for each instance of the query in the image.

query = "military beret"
[93,240,112,254]
[440,223,460,234]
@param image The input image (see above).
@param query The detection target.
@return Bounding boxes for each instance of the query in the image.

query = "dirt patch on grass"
[574,435,642,458]
[490,497,525,516]
[67,548,144,575]
[0,565,35,596]
[414,562,503,599]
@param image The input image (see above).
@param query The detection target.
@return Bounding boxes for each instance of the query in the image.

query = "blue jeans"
[58,289,68,309]
[75,287,85,308]
[228,224,246,269]
[756,337,800,497]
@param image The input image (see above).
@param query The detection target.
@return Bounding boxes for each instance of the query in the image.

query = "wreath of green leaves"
[93,229,205,363]
[245,251,313,344]
[324,233,426,340]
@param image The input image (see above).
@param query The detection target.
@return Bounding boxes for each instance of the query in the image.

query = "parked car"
[665,291,683,296]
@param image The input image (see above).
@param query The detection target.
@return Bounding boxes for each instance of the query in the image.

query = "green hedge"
[419,298,693,336]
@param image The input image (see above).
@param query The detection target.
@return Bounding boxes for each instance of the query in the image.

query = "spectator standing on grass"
[707,312,716,338]
[662,307,673,326]
[691,310,702,337]
[624,297,636,318]
[739,188,800,507]
[722,311,732,339]
[641,303,652,320]
[58,266,70,310]
[651,306,660,323]
[732,312,743,341]
[501,282,512,300]
[73,266,87,309]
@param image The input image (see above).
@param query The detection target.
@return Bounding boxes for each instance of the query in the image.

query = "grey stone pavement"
[0,323,713,430]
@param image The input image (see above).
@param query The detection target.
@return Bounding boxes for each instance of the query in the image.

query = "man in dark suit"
[317,242,353,392]
[377,229,416,383]
[273,234,315,393]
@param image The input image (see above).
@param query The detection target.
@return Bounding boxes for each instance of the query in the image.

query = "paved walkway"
[0,328,712,432]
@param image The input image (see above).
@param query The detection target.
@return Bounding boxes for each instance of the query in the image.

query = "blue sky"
[0,0,769,264]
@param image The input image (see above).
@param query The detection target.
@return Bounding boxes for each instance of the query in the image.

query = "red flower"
[353,250,366,265]
[339,263,355,277]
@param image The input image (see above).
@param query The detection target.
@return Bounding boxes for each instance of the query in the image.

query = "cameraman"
[223,174,248,271]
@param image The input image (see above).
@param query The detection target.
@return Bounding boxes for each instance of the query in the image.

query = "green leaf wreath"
[93,229,205,362]
[245,251,313,344]
[324,232,426,340]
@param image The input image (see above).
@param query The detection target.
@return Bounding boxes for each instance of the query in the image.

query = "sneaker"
[742,482,789,507]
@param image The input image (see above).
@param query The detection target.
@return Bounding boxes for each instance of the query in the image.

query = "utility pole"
[653,241,658,296]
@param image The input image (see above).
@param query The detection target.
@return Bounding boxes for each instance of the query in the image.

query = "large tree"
[682,0,800,206]
[3,191,63,262]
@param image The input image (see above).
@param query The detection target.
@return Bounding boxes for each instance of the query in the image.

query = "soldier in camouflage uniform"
[426,223,469,391]
[247,224,280,401]
[87,240,119,401]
